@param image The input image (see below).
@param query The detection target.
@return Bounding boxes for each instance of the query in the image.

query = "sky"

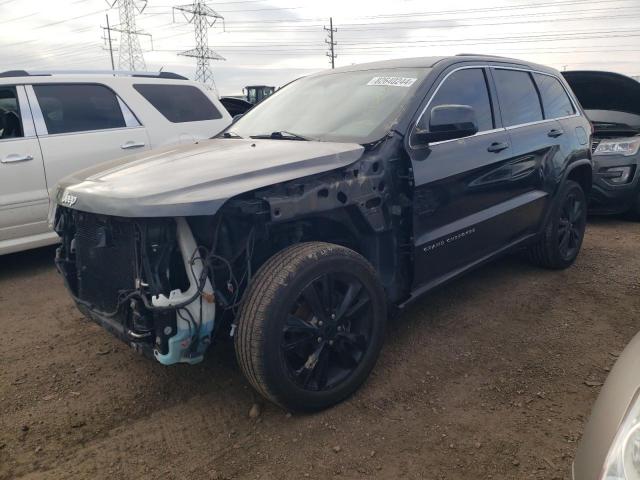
[0,0,639,96]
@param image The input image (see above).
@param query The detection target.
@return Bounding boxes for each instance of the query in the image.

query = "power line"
[334,27,640,46]
[148,0,266,6]
[222,4,640,30]
[334,11,640,31]
[155,27,640,50]
[0,12,38,26]
[189,0,640,25]
[149,4,303,14]
[336,0,638,21]
[217,9,640,35]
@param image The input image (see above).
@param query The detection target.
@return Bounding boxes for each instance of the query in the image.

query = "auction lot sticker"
[367,76,417,87]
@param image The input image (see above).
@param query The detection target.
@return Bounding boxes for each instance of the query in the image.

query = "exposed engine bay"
[54,207,259,365]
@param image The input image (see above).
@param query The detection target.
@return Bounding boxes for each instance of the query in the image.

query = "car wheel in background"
[527,180,587,269]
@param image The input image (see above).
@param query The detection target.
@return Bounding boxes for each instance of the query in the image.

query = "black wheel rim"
[558,192,585,260]
[280,272,373,392]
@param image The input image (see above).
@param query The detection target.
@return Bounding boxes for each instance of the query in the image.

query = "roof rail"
[455,53,510,59]
[133,72,188,80]
[0,70,188,80]
[0,70,31,78]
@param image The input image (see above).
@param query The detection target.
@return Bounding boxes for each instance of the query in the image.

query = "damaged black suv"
[53,55,592,411]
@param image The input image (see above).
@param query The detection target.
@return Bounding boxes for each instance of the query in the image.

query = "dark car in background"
[52,55,592,411]
[563,71,640,217]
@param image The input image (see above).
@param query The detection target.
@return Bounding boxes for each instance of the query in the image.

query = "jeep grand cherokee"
[52,55,593,411]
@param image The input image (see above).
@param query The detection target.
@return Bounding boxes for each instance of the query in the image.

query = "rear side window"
[493,69,543,127]
[430,68,494,132]
[533,73,575,119]
[133,84,222,123]
[33,84,126,134]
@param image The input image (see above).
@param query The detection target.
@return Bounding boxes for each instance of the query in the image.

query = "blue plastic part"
[154,317,214,365]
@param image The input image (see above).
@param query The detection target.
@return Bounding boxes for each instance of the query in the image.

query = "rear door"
[0,85,50,249]
[409,66,534,287]
[490,68,569,227]
[26,83,151,190]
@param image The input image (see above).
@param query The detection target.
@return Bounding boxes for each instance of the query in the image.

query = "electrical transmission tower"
[324,17,337,69]
[173,1,225,88]
[105,0,151,71]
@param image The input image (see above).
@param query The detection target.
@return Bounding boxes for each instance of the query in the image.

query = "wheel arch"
[212,148,414,307]
[263,210,401,298]
[565,160,593,197]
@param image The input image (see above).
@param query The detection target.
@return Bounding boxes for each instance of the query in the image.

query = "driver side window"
[429,68,494,133]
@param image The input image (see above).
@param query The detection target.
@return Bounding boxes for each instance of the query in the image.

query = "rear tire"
[527,180,587,269]
[235,242,386,412]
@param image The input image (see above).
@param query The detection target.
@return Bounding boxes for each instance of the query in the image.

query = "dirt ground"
[1,217,639,480]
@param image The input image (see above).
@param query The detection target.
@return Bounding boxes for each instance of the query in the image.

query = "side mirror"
[232,113,244,122]
[414,104,479,145]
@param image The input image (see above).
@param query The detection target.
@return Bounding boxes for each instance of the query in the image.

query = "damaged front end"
[52,133,413,367]
[54,209,218,365]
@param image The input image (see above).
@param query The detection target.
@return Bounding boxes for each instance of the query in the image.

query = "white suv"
[0,70,232,255]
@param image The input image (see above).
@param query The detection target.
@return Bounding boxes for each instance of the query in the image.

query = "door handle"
[487,142,509,153]
[1,153,33,163]
[547,129,564,138]
[121,141,146,150]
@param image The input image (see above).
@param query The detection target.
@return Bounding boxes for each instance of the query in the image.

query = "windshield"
[229,68,430,144]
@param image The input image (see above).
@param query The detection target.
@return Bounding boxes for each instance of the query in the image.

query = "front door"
[408,67,543,288]
[0,85,50,251]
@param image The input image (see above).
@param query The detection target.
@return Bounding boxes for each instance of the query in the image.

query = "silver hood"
[56,138,364,217]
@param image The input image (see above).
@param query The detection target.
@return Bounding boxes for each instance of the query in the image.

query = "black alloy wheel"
[281,272,373,392]
[235,242,386,412]
[527,180,587,269]
[557,190,586,261]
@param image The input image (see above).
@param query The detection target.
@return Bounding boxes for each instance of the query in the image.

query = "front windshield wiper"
[250,131,312,141]
[220,131,243,139]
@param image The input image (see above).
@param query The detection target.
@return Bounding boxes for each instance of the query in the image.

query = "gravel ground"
[1,217,639,480]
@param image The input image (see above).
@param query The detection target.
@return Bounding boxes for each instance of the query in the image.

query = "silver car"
[573,332,640,479]
[0,70,231,255]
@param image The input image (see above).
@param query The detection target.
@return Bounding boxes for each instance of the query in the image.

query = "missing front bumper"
[56,210,216,366]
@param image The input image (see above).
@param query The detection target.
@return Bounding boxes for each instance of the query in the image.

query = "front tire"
[527,180,587,269]
[235,242,386,412]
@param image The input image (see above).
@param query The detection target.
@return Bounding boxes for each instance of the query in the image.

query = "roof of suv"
[328,54,557,75]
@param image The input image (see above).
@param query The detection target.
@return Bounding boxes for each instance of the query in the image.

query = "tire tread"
[527,180,585,270]
[234,242,379,409]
